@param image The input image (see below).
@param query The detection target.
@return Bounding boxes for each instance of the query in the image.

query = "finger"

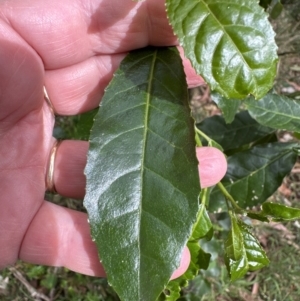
[53,140,88,199]
[179,47,205,88]
[197,147,227,188]
[44,50,202,116]
[3,0,176,69]
[53,144,227,199]
[19,201,192,280]
[44,54,125,115]
[19,201,106,277]
[170,247,190,280]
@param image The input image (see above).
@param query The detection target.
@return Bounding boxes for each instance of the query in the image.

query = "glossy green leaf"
[239,222,269,271]
[262,202,300,221]
[210,92,240,124]
[246,92,300,132]
[209,142,298,213]
[225,217,269,281]
[225,212,243,261]
[166,0,278,99]
[197,111,275,152]
[84,47,201,301]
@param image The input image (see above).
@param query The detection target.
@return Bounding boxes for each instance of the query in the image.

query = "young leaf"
[225,212,243,261]
[209,142,298,213]
[84,47,201,301]
[262,202,300,221]
[166,0,278,99]
[190,204,213,241]
[197,111,275,152]
[210,92,240,124]
[246,92,300,131]
[225,254,249,282]
[247,212,269,222]
[225,217,269,281]
[239,222,269,270]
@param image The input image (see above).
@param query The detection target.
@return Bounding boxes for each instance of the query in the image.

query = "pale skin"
[0,0,227,279]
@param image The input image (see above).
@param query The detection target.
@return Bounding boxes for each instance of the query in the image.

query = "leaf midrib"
[248,99,300,122]
[138,49,157,297]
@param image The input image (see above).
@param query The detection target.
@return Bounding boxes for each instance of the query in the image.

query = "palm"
[0,0,226,277]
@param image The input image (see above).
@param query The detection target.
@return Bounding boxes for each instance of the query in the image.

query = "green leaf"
[246,92,300,132]
[210,92,240,124]
[166,0,278,99]
[262,202,300,221]
[84,47,201,301]
[190,203,213,241]
[73,108,98,140]
[225,217,269,281]
[209,142,298,213]
[269,0,283,19]
[247,212,269,222]
[239,222,269,270]
[225,212,243,261]
[197,111,275,152]
[225,254,248,282]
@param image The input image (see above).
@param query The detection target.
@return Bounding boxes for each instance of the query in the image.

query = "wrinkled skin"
[0,0,227,278]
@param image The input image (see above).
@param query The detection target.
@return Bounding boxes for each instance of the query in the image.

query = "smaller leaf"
[190,203,213,241]
[225,212,243,261]
[239,222,269,271]
[269,0,283,19]
[211,92,240,124]
[247,212,269,222]
[246,92,300,132]
[225,217,269,281]
[225,254,249,282]
[262,202,300,221]
[209,142,298,213]
[197,111,275,152]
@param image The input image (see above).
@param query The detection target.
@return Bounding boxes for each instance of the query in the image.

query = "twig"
[9,267,51,301]
[287,80,300,91]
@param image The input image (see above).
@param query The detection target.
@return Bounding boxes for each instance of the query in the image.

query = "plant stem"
[194,126,212,143]
[217,182,245,214]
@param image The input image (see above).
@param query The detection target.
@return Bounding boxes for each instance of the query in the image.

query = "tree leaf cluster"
[78,0,300,300]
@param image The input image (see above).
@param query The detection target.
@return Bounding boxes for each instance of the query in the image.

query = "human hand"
[0,0,227,278]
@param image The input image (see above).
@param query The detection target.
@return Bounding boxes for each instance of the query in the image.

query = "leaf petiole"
[194,126,223,150]
[217,182,245,214]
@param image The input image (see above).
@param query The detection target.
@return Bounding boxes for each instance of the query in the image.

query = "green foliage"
[84,47,200,301]
[262,202,300,221]
[210,92,240,124]
[197,110,275,153]
[209,142,298,212]
[78,1,300,301]
[166,0,278,99]
[246,92,300,131]
[224,214,269,281]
